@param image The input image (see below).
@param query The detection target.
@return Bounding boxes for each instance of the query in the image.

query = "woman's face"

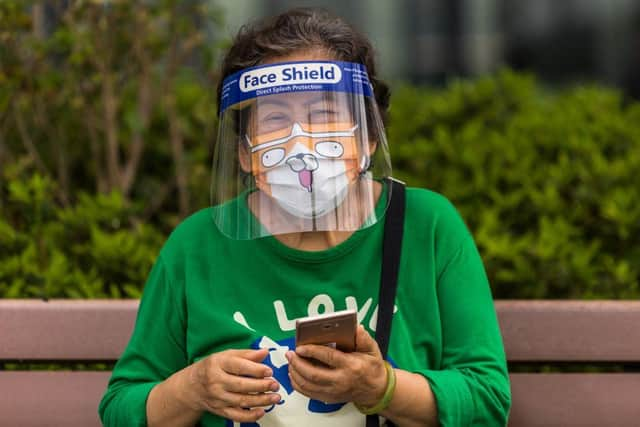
[246,91,358,177]
[239,50,363,178]
[233,50,381,223]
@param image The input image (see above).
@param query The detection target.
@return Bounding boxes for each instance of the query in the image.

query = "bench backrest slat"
[496,300,640,362]
[509,373,640,425]
[3,299,640,362]
[0,299,138,361]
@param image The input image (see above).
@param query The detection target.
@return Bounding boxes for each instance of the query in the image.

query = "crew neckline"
[252,181,389,263]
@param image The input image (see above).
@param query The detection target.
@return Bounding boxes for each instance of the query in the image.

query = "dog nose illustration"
[286,153,318,192]
[286,153,318,172]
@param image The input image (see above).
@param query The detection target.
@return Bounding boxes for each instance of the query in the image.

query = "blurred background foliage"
[1,0,220,298]
[1,1,639,299]
[389,72,640,299]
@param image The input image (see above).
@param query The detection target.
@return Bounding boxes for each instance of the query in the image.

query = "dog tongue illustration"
[298,169,313,192]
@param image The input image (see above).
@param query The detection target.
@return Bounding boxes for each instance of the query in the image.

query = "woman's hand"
[184,348,282,423]
[286,325,388,407]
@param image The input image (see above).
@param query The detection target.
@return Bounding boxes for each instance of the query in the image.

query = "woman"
[99,8,511,427]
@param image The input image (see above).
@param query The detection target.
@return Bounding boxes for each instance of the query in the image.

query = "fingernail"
[285,351,293,361]
[271,393,281,403]
[270,381,279,391]
[296,346,307,356]
[264,368,273,377]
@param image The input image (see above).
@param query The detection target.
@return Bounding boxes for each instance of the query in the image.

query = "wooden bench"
[1,299,639,426]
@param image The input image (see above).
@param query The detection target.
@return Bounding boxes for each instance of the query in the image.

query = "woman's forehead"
[255,91,348,108]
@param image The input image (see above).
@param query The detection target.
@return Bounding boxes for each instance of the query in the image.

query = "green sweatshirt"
[99,187,511,426]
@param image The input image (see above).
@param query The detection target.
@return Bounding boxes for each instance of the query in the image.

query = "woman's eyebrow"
[304,93,338,107]
[257,98,290,109]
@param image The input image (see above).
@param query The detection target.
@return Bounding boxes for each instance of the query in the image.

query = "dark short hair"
[216,7,391,123]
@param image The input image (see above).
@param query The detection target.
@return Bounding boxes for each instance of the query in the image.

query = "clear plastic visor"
[211,84,391,240]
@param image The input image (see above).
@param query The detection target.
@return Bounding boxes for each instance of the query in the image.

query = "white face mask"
[264,142,351,219]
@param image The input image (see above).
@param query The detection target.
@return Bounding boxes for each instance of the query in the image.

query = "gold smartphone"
[295,309,357,352]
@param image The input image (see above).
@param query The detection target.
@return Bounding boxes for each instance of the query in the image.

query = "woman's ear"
[239,141,251,173]
[369,139,378,155]
[360,139,377,171]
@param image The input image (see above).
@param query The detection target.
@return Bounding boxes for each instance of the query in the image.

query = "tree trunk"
[86,109,108,194]
[32,4,47,39]
[120,25,152,196]
[167,99,190,217]
[165,6,191,217]
[102,70,121,192]
[0,126,6,210]
[13,103,49,177]
[55,127,70,206]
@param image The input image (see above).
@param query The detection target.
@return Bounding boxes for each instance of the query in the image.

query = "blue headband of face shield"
[219,60,374,116]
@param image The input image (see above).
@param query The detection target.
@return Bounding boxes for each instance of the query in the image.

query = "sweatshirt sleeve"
[99,254,188,427]
[416,209,511,426]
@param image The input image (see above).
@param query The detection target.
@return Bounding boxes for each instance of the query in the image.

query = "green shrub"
[388,70,640,298]
[0,0,215,299]
[0,161,164,298]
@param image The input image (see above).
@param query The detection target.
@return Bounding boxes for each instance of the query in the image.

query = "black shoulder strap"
[367,177,405,427]
[375,177,405,356]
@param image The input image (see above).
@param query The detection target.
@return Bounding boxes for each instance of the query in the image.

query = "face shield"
[211,60,392,239]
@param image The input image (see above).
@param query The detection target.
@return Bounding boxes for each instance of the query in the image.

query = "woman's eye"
[261,147,286,168]
[261,113,289,124]
[315,141,344,158]
[309,109,337,122]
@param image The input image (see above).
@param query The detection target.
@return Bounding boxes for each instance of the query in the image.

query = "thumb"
[236,348,270,362]
[355,325,382,357]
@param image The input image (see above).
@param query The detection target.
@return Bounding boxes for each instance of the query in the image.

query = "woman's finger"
[220,352,273,378]
[288,366,333,401]
[232,348,270,362]
[354,325,381,356]
[221,406,267,423]
[287,351,336,386]
[294,344,348,368]
[213,389,282,409]
[220,372,280,394]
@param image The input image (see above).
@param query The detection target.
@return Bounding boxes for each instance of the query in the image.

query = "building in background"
[219,0,640,97]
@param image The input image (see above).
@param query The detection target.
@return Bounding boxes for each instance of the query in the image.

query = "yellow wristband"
[355,361,396,415]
